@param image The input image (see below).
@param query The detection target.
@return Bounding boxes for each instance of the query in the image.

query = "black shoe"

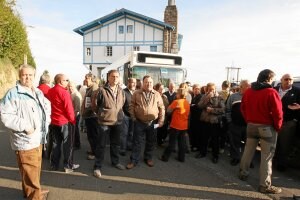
[50,166,58,171]
[212,157,218,164]
[230,159,240,166]
[119,152,126,156]
[175,157,185,162]
[160,155,168,162]
[250,162,254,168]
[195,153,206,158]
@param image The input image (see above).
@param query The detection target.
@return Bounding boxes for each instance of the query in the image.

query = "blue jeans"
[240,123,277,188]
[94,124,122,169]
[50,123,74,169]
[130,120,156,164]
[120,115,134,153]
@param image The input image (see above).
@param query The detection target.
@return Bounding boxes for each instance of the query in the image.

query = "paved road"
[0,122,299,200]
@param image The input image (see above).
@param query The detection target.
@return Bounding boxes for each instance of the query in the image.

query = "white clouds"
[16,0,300,87]
[27,26,88,85]
[180,0,300,85]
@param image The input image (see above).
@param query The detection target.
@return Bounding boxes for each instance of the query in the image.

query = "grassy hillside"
[0,58,17,98]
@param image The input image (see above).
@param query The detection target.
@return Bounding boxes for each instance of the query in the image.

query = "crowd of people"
[0,65,300,199]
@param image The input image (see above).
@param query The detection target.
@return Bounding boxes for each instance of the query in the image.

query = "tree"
[0,0,36,68]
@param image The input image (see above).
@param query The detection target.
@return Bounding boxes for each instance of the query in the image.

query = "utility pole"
[226,66,241,85]
[23,54,27,65]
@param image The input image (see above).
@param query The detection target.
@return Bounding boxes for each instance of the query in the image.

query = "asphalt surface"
[0,122,299,200]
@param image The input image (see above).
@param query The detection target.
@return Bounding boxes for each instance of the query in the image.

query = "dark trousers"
[199,122,221,158]
[50,123,74,169]
[189,119,202,149]
[130,120,156,164]
[228,123,246,160]
[120,115,134,153]
[219,116,228,149]
[157,123,168,145]
[162,128,186,162]
[74,115,81,148]
[94,124,122,169]
[85,117,98,155]
[275,120,297,167]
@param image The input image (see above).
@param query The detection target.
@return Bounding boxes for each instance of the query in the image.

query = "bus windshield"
[132,66,185,87]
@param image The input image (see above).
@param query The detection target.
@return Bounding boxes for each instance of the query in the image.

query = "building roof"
[73,8,175,36]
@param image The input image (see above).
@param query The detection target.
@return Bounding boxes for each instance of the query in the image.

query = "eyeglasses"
[284,78,292,81]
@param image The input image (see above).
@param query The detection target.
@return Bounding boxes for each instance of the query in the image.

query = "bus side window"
[124,62,131,86]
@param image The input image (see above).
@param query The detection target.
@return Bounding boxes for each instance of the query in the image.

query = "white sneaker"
[94,169,102,178]
[72,164,80,170]
[64,164,80,173]
[258,185,282,194]
[64,168,73,173]
[87,154,95,160]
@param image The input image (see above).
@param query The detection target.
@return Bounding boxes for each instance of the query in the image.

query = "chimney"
[168,0,175,6]
[163,0,178,54]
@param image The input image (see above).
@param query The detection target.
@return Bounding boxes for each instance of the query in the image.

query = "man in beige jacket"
[126,75,165,169]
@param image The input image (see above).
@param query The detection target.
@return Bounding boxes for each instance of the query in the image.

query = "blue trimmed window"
[150,46,157,52]
[127,25,133,33]
[118,25,124,34]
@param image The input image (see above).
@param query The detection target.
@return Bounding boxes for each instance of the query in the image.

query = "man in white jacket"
[0,64,51,200]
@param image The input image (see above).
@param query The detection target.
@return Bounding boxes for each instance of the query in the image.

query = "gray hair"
[18,64,36,78]
[39,71,51,85]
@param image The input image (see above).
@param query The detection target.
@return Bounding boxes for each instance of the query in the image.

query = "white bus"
[100,51,186,87]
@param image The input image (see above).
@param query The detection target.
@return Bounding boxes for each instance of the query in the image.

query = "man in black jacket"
[164,82,176,104]
[225,80,250,166]
[120,78,136,156]
[274,74,300,171]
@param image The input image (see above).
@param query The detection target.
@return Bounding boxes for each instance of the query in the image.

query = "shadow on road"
[0,121,299,199]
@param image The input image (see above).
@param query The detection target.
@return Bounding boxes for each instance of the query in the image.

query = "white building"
[74,1,180,77]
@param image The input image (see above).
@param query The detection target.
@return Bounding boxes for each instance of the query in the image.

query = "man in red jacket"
[48,74,80,173]
[239,69,283,194]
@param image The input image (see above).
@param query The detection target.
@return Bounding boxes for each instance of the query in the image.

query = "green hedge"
[0,0,35,68]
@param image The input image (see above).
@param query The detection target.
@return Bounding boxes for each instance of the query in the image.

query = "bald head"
[280,73,293,90]
[54,74,69,88]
